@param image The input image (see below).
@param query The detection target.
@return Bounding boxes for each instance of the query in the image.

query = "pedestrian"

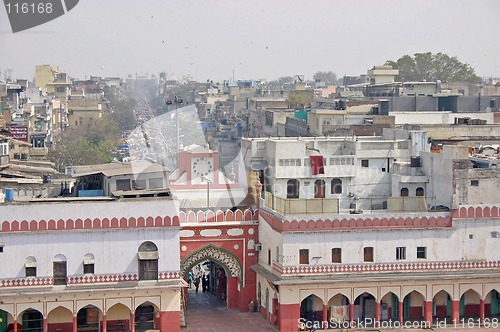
[188,271,193,289]
[193,276,200,293]
[201,273,207,292]
[204,274,209,292]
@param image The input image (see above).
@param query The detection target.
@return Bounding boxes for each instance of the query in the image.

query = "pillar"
[130,312,135,332]
[398,301,403,323]
[279,303,300,332]
[375,301,381,323]
[43,318,48,332]
[13,319,17,332]
[480,299,485,321]
[102,314,107,332]
[226,277,239,309]
[159,311,180,332]
[322,305,328,330]
[451,300,459,323]
[424,301,433,324]
[349,303,354,324]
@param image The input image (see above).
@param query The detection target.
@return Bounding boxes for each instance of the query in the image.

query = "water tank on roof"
[410,156,421,167]
[339,100,347,110]
[490,99,497,108]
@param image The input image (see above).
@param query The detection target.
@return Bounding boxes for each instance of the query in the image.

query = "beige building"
[35,65,59,91]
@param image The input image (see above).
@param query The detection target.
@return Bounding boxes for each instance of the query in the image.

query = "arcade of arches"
[0,289,181,332]
[270,277,500,331]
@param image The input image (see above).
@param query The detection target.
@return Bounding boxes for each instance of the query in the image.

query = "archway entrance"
[180,245,242,311]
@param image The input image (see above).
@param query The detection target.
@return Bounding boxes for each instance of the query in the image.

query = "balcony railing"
[264,192,339,215]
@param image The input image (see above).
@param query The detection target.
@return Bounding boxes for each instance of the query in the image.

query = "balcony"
[264,192,339,215]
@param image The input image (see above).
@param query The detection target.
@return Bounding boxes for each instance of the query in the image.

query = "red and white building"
[242,134,500,331]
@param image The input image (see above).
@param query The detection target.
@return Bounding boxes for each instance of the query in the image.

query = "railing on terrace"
[264,192,339,215]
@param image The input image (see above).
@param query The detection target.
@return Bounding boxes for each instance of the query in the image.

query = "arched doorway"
[77,305,102,332]
[380,292,399,321]
[106,303,131,332]
[180,245,242,310]
[460,289,481,318]
[485,289,500,317]
[354,292,376,322]
[20,309,43,332]
[135,302,158,332]
[300,295,322,324]
[47,306,73,332]
[327,294,350,324]
[0,310,14,332]
[433,290,451,321]
[404,291,425,321]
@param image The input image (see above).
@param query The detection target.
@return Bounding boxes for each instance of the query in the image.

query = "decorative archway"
[180,245,242,281]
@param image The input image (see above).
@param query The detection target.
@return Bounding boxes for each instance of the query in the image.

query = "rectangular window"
[299,249,309,265]
[417,247,427,259]
[116,179,131,191]
[276,247,280,263]
[332,248,342,263]
[471,180,479,186]
[53,261,67,285]
[132,179,147,189]
[139,259,158,280]
[26,266,37,277]
[361,159,369,168]
[83,263,95,274]
[363,247,373,262]
[0,245,3,253]
[148,177,164,189]
[396,247,406,260]
[267,249,271,265]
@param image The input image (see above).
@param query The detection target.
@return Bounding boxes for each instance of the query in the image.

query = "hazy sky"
[1,0,499,82]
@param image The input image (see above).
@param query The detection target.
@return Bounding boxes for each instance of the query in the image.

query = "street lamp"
[165,96,184,164]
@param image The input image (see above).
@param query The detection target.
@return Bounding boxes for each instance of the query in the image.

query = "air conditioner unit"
[255,243,262,252]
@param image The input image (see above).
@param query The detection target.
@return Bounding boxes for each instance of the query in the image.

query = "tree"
[48,137,115,170]
[313,71,338,85]
[385,52,481,83]
[285,90,314,109]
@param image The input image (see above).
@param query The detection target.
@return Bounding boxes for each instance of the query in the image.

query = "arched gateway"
[180,244,242,281]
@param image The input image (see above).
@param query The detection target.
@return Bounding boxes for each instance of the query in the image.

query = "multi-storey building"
[242,135,500,331]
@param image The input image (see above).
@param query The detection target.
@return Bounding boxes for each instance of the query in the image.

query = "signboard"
[8,125,28,142]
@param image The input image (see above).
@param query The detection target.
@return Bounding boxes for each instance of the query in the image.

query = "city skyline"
[1,0,499,82]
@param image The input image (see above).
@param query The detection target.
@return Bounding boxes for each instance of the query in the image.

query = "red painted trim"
[260,208,454,233]
[275,260,500,275]
[0,271,180,288]
[0,215,181,232]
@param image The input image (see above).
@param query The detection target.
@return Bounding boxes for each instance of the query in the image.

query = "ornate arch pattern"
[180,245,242,280]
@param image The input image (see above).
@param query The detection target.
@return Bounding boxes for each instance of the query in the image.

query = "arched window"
[331,178,342,194]
[416,187,424,197]
[25,256,37,277]
[138,241,158,281]
[83,253,95,274]
[53,254,67,285]
[400,187,409,197]
[286,179,299,199]
[314,180,325,198]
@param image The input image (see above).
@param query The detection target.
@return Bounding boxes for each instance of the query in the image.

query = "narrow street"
[182,288,277,332]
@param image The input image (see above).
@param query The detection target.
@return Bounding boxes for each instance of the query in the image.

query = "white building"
[242,135,500,331]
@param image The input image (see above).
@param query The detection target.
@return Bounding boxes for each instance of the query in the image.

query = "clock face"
[192,157,214,178]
